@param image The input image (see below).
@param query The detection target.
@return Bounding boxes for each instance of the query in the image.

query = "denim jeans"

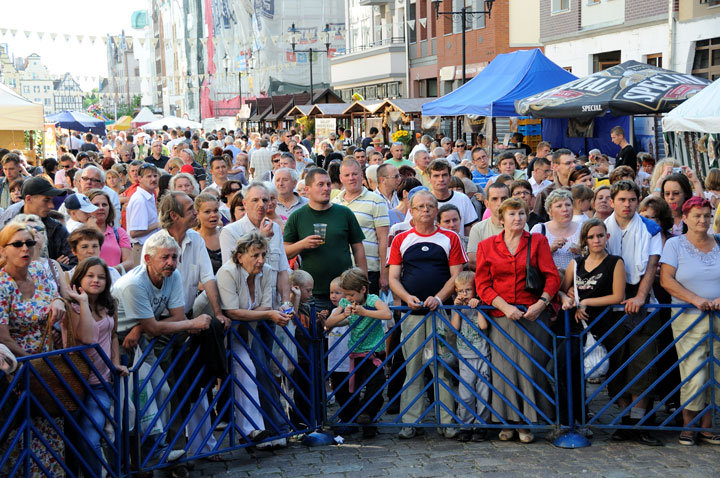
[68,383,113,477]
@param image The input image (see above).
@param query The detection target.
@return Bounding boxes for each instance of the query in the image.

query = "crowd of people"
[0,123,719,475]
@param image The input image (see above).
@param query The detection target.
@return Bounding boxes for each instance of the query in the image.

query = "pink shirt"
[69,304,114,384]
[100,224,131,267]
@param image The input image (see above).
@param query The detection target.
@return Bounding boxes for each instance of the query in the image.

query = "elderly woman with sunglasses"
[0,223,93,476]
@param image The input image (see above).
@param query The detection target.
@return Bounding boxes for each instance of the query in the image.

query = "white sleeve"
[460,195,478,225]
[126,196,149,232]
[649,232,663,257]
[219,226,238,264]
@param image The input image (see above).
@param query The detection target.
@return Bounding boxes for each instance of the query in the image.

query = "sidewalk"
[185,427,719,477]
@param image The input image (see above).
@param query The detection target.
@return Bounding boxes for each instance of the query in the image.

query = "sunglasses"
[6,239,36,248]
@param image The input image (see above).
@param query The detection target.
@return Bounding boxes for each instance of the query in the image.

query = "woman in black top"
[557,218,626,429]
[194,193,224,274]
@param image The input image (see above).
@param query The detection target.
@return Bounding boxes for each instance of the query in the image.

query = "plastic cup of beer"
[313,223,327,244]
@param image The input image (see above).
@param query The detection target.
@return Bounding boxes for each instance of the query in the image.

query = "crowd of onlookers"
[0,123,719,476]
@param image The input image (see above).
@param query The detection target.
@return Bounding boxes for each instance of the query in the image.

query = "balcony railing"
[334,37,406,57]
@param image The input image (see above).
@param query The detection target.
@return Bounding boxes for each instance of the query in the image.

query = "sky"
[1,0,148,91]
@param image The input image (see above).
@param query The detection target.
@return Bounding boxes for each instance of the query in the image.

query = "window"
[551,0,570,13]
[409,1,417,43]
[593,50,621,72]
[472,0,486,29]
[692,37,720,81]
[452,0,473,34]
[646,53,662,69]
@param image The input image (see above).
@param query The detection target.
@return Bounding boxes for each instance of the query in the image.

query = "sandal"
[678,431,696,446]
[698,432,720,445]
[518,430,534,444]
[498,429,515,441]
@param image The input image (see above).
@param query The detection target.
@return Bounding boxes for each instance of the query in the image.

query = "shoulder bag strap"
[714,234,720,248]
[526,233,533,268]
[573,260,580,307]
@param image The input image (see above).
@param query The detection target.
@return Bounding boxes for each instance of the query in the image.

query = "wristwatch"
[539,297,550,307]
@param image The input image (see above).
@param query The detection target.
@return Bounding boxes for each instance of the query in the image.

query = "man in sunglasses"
[54,153,76,189]
[0,176,76,269]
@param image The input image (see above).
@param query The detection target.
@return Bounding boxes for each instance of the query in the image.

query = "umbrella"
[111,115,133,131]
[515,60,710,119]
[140,115,201,130]
[45,110,106,135]
[131,107,158,128]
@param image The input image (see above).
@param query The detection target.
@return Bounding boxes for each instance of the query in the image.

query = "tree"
[83,88,100,109]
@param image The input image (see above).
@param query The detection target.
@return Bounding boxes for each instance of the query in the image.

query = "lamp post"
[288,23,331,104]
[431,0,495,85]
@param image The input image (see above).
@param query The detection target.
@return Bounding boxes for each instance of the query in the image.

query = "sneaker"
[678,431,696,446]
[698,432,720,445]
[257,437,287,450]
[214,421,228,431]
[636,431,663,447]
[436,427,459,439]
[456,430,473,442]
[611,428,633,442]
[472,429,488,442]
[398,427,423,439]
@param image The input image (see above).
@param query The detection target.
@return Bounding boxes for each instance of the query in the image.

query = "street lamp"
[288,23,331,104]
[223,52,253,106]
[431,0,495,84]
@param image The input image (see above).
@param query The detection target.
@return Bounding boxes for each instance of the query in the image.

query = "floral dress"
[0,260,64,477]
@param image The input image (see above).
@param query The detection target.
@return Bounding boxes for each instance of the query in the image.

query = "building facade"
[539,0,720,77]
[329,0,408,102]
[19,54,55,114]
[53,73,84,112]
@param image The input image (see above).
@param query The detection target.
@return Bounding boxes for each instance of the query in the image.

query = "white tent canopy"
[139,115,201,130]
[131,107,159,127]
[662,78,720,133]
[0,83,44,130]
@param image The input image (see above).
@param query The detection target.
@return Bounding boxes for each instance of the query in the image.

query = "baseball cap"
[408,185,429,201]
[180,164,195,174]
[64,193,99,213]
[21,177,64,197]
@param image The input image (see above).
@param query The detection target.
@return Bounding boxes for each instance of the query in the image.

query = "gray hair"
[11,214,48,258]
[365,165,379,184]
[244,181,268,197]
[410,190,438,209]
[262,181,278,197]
[588,148,601,157]
[432,147,445,158]
[232,232,269,265]
[83,164,106,182]
[158,191,191,229]
[182,148,195,160]
[169,173,200,195]
[544,188,573,214]
[144,231,180,257]
[274,167,298,182]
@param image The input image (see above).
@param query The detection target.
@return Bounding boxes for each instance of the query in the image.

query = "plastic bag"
[583,321,608,380]
[126,345,170,435]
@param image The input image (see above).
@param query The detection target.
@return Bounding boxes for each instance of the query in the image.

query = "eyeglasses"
[412,204,435,211]
[6,239,36,248]
[62,164,73,169]
[81,176,103,183]
[272,159,280,164]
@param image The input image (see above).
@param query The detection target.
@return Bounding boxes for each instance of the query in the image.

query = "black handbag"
[524,233,546,296]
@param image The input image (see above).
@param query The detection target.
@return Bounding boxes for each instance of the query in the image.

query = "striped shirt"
[332,187,389,272]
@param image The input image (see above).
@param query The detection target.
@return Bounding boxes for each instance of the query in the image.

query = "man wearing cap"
[0,177,76,268]
[64,193,99,233]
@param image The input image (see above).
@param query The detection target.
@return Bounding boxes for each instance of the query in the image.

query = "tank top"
[575,254,622,334]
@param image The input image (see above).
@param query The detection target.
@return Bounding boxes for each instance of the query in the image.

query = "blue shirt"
[472,170,497,191]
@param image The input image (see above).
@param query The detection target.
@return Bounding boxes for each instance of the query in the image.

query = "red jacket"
[475,230,560,317]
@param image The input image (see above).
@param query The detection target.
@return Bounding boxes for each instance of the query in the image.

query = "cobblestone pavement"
[169,426,718,477]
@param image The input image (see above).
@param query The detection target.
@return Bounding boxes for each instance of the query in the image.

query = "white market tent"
[662,78,720,133]
[0,82,44,130]
[131,107,160,128]
[140,115,202,130]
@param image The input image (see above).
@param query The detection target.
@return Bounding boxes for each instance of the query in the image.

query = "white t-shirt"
[403,191,479,234]
[126,187,158,245]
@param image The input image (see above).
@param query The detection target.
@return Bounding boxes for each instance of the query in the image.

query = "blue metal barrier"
[323,305,560,434]
[4,302,720,477]
[126,315,318,473]
[0,344,123,478]
[580,304,720,434]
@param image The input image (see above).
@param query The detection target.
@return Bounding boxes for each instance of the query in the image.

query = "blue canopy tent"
[46,110,106,135]
[422,49,577,117]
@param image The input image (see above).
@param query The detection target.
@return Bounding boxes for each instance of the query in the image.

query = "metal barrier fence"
[1,303,719,476]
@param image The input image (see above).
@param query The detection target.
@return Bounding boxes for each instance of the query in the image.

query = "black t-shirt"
[144,154,169,170]
[616,145,637,172]
[80,142,99,152]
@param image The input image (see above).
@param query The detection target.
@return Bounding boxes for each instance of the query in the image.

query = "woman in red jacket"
[475,197,560,444]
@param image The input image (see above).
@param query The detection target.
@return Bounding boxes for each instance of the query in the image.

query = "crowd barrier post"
[553,309,590,448]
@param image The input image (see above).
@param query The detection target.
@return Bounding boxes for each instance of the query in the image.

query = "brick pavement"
[175,427,718,477]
